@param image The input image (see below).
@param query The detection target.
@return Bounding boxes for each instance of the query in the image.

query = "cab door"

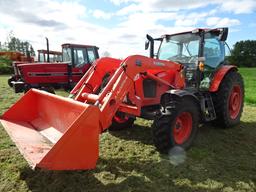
[71,47,98,83]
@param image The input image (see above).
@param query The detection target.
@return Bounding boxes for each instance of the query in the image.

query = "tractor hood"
[17,62,69,68]
[16,62,74,84]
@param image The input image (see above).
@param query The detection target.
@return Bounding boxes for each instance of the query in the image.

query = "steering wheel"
[168,55,190,63]
[188,55,198,63]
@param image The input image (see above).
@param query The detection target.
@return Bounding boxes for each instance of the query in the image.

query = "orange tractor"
[0,28,244,170]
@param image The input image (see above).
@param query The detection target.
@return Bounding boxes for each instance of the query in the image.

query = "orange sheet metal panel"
[0,89,100,170]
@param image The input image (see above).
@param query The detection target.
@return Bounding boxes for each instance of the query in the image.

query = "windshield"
[39,52,44,62]
[62,47,71,63]
[158,33,200,64]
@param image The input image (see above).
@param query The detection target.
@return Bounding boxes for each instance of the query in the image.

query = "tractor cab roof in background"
[37,49,62,55]
[160,27,228,41]
[61,43,99,49]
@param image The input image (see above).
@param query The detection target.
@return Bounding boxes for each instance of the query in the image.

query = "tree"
[229,40,256,67]
[4,31,35,57]
[102,51,111,57]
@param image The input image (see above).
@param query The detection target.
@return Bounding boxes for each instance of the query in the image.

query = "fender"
[209,65,237,92]
[160,89,199,108]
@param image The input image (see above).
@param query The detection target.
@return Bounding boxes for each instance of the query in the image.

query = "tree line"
[229,40,256,67]
[0,32,35,56]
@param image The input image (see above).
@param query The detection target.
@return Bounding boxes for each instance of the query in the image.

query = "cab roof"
[160,27,228,40]
[37,50,62,55]
[61,43,99,49]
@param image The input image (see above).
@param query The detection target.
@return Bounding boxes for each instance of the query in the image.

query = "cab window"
[73,48,88,67]
[87,48,97,63]
[158,40,178,60]
[204,37,225,68]
[39,52,45,62]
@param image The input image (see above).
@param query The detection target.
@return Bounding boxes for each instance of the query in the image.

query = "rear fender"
[160,89,199,110]
[209,65,237,92]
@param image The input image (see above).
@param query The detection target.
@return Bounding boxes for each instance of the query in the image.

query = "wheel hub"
[173,112,192,145]
[229,85,242,119]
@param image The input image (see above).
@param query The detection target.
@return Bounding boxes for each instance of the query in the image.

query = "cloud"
[110,0,209,11]
[110,0,256,14]
[0,1,67,30]
[92,9,113,19]
[220,0,256,14]
[109,0,133,6]
[206,17,240,27]
[116,3,141,16]
[175,12,212,27]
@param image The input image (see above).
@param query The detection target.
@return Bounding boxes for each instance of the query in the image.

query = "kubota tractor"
[8,43,99,93]
[0,28,244,170]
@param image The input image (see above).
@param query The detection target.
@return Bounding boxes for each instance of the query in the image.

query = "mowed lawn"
[0,68,255,192]
[239,68,256,105]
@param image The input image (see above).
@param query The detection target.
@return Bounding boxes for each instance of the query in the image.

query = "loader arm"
[72,55,183,131]
[0,55,183,170]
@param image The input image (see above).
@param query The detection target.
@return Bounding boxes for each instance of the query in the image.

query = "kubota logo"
[154,61,165,66]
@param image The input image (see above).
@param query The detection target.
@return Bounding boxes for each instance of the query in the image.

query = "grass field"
[239,68,256,105]
[0,69,255,192]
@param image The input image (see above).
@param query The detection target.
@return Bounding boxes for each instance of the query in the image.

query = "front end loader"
[0,28,244,170]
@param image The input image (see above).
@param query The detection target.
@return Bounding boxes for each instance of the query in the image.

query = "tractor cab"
[146,28,229,90]
[62,44,99,67]
[37,50,62,62]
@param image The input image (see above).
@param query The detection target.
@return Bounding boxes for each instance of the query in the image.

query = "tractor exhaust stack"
[46,37,50,62]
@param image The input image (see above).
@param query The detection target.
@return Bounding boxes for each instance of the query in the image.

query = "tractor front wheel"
[8,76,15,87]
[109,112,135,131]
[212,70,244,127]
[40,86,56,94]
[152,97,199,153]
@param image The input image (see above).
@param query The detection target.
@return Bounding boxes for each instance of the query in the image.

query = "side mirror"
[145,40,149,50]
[220,28,228,41]
[146,34,154,58]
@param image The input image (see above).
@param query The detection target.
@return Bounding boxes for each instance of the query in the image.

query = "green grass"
[239,67,256,105]
[0,73,256,192]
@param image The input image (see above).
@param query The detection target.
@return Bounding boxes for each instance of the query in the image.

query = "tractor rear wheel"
[109,112,135,131]
[212,70,244,127]
[152,97,199,153]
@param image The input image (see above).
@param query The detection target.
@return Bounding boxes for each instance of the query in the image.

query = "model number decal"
[154,61,165,66]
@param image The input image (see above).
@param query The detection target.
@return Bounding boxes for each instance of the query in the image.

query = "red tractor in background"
[0,28,244,170]
[8,43,99,93]
[9,49,63,88]
[37,49,62,62]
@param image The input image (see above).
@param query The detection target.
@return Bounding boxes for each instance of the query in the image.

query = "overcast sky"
[0,0,255,58]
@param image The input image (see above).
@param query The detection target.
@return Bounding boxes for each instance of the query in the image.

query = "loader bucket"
[0,89,100,170]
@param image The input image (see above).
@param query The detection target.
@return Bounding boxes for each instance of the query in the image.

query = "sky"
[0,0,255,58]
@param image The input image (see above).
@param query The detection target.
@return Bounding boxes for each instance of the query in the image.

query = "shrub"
[0,56,13,74]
